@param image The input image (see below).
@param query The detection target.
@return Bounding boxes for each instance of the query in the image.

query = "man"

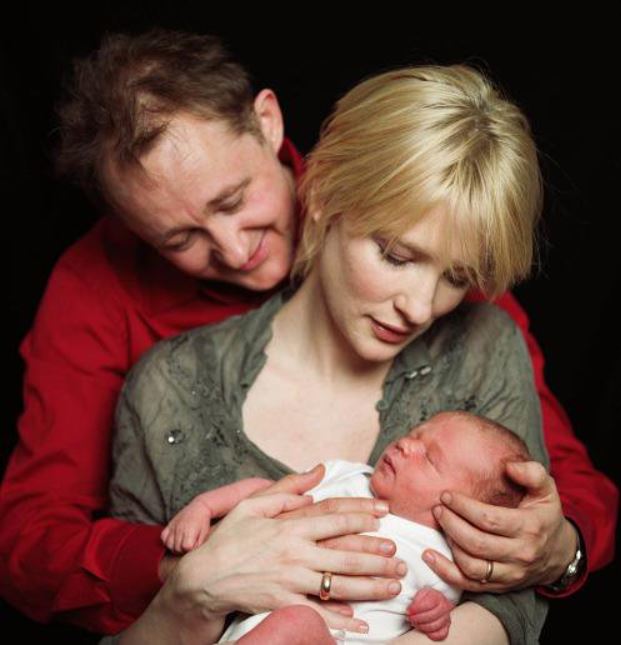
[1,28,617,636]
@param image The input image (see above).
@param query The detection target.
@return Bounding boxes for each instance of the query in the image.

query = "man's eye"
[220,197,244,214]
[164,232,194,252]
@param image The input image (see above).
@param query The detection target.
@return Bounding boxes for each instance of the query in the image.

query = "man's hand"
[422,461,579,592]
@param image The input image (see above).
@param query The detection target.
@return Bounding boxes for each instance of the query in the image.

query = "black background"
[3,4,619,642]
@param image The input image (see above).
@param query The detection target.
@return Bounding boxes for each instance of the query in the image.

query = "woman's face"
[315,205,472,364]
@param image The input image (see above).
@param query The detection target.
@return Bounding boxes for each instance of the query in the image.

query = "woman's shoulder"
[424,301,520,356]
[394,301,526,391]
[124,290,284,399]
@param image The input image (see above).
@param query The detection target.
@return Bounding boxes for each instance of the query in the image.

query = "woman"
[107,64,554,644]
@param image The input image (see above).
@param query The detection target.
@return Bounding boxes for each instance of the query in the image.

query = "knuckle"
[338,514,358,533]
[516,546,537,566]
[472,535,489,554]
[482,510,502,531]
[462,561,481,580]
[342,552,362,573]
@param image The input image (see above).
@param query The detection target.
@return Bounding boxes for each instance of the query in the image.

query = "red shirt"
[1,138,617,634]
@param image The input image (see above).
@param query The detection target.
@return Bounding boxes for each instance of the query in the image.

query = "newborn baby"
[163,411,531,643]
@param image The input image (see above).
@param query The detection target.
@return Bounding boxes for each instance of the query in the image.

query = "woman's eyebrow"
[391,240,431,259]
[393,239,472,273]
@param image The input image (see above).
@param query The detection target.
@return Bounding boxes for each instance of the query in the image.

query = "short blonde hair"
[294,65,543,297]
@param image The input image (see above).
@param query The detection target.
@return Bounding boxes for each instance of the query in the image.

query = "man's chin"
[210,266,288,293]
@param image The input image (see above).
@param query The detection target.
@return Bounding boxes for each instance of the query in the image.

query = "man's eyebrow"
[205,177,251,213]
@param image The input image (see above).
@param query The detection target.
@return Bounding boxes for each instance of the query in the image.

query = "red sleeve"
[467,290,618,595]
[0,261,165,633]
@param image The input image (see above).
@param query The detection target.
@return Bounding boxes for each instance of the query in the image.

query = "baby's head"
[370,411,531,528]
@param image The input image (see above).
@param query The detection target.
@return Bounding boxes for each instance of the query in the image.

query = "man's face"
[101,97,298,291]
[370,415,491,526]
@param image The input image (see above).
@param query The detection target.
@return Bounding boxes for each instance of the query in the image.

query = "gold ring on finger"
[480,560,494,584]
[319,571,332,600]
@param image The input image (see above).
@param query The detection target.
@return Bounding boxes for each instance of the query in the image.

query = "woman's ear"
[309,208,322,223]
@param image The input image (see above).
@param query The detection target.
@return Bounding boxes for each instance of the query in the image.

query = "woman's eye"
[375,238,410,268]
[444,271,470,290]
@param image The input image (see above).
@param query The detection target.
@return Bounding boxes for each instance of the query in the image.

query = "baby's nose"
[396,435,424,457]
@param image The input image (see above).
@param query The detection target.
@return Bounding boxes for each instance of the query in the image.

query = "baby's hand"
[406,587,454,641]
[161,498,213,554]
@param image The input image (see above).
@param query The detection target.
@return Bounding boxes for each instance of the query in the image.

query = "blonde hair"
[294,65,543,296]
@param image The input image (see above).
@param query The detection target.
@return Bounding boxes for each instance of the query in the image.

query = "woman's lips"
[240,232,268,272]
[370,318,412,344]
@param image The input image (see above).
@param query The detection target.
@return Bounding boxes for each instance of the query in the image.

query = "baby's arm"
[161,478,273,553]
[407,587,455,641]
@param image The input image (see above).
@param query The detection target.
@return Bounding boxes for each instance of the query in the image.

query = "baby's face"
[370,415,492,527]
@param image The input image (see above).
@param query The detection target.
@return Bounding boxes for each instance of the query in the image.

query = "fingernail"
[380,541,394,554]
[389,581,401,595]
[356,622,369,634]
[423,551,435,564]
[433,505,443,519]
[440,492,452,505]
[374,500,389,514]
[396,560,408,576]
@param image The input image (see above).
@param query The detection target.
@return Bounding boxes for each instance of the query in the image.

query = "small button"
[420,365,432,376]
[405,369,419,380]
[166,429,185,445]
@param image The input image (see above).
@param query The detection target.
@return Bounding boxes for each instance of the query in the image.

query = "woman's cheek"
[434,285,468,318]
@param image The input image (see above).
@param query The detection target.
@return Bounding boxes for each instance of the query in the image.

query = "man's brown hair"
[55,28,261,208]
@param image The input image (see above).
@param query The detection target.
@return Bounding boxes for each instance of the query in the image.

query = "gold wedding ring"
[319,571,333,600]
[480,559,494,584]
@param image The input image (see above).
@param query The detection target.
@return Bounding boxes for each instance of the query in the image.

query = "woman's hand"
[422,461,579,592]
[157,466,407,635]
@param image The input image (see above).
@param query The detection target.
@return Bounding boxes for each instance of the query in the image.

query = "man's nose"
[207,217,249,270]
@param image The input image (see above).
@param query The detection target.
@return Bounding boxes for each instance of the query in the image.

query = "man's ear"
[253,89,284,153]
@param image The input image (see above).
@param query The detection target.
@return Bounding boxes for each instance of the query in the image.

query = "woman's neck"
[269,272,392,389]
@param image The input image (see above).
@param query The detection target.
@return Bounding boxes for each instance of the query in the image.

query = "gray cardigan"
[107,289,549,645]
